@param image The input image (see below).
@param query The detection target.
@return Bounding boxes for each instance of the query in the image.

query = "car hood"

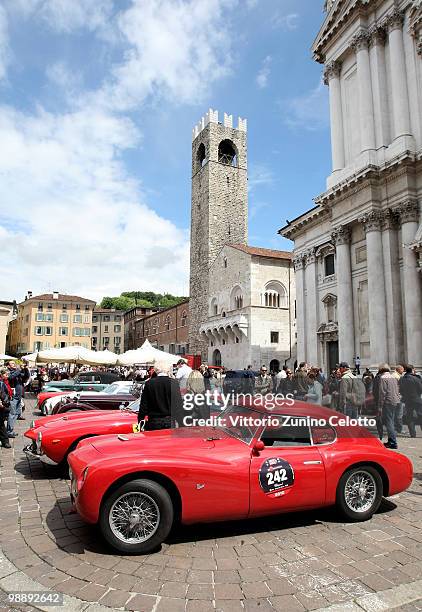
[87,426,234,456]
[41,410,135,429]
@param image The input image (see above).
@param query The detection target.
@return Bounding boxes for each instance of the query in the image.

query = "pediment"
[313,0,367,61]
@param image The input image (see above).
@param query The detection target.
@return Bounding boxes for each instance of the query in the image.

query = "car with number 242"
[68,401,413,555]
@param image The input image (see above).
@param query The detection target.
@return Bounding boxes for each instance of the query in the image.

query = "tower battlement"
[192,108,247,141]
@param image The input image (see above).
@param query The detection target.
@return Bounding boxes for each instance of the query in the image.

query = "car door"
[249,416,326,517]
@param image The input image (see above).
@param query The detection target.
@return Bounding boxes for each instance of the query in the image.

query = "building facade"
[0,301,17,355]
[135,301,189,354]
[7,292,96,355]
[199,245,296,370]
[92,308,124,354]
[189,109,248,358]
[280,0,422,372]
[124,306,156,351]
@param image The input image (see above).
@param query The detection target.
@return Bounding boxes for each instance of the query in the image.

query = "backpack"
[346,378,366,407]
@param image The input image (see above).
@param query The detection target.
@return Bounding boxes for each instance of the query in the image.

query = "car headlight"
[71,474,78,498]
[81,467,89,484]
[36,432,42,453]
[31,420,35,428]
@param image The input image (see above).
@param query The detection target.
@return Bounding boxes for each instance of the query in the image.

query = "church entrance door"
[213,349,222,367]
[327,341,339,372]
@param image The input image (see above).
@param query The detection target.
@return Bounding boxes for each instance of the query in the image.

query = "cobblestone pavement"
[0,397,422,612]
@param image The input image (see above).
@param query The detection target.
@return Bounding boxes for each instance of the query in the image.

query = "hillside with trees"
[99,292,188,311]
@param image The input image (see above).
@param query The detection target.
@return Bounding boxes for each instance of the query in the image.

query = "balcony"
[200,313,248,344]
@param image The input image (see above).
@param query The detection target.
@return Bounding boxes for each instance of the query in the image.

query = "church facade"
[280,0,422,372]
[189,110,296,369]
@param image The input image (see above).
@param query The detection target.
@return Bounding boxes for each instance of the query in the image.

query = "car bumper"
[23,442,59,466]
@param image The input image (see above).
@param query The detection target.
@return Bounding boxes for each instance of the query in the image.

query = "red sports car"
[24,409,139,468]
[68,402,413,555]
[36,391,68,414]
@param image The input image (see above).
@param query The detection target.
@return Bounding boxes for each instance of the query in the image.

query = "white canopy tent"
[21,352,38,364]
[22,347,118,366]
[117,339,179,367]
[77,349,118,366]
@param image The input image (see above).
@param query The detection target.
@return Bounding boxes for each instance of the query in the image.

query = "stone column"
[332,227,355,364]
[369,25,390,148]
[351,29,376,153]
[324,60,345,172]
[381,210,404,364]
[360,211,388,365]
[396,201,422,366]
[293,254,306,363]
[304,249,318,366]
[385,9,411,139]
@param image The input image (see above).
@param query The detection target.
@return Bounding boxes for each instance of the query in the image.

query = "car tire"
[336,465,383,522]
[100,479,174,554]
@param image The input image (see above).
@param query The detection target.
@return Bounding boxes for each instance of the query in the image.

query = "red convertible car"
[68,402,413,555]
[24,410,139,468]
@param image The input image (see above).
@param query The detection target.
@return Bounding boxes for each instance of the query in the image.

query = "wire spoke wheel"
[109,492,160,544]
[344,470,377,513]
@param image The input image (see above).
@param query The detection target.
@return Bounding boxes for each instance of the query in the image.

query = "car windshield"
[216,405,260,444]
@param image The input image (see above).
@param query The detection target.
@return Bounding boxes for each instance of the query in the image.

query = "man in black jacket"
[138,362,185,430]
[0,368,11,448]
[399,365,422,438]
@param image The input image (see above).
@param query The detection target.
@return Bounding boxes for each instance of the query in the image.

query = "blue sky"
[0,0,331,302]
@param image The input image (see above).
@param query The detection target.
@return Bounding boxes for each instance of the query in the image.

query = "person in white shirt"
[273,366,287,392]
[175,359,192,393]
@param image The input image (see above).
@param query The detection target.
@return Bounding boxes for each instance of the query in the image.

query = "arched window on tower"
[210,297,218,317]
[197,143,206,169]
[230,286,244,311]
[218,139,237,167]
[262,281,288,308]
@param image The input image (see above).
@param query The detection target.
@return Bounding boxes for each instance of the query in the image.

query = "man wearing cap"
[378,363,401,449]
[175,359,192,394]
[338,362,365,419]
[294,363,309,400]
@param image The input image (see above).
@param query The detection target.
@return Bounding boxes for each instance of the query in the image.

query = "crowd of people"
[159,359,422,450]
[0,361,31,448]
[1,357,421,450]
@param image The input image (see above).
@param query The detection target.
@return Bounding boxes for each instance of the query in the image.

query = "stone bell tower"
[188,109,248,359]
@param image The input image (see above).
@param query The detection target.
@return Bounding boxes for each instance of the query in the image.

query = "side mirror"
[253,440,265,455]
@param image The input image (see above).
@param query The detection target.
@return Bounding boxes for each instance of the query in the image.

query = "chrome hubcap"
[344,470,377,513]
[109,492,160,543]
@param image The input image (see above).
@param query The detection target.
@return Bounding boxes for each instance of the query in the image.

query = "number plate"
[259,457,295,493]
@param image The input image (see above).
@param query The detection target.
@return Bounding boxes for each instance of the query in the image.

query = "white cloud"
[91,0,235,111]
[273,12,299,31]
[0,104,189,301]
[282,79,330,131]
[256,55,271,89]
[0,0,241,302]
